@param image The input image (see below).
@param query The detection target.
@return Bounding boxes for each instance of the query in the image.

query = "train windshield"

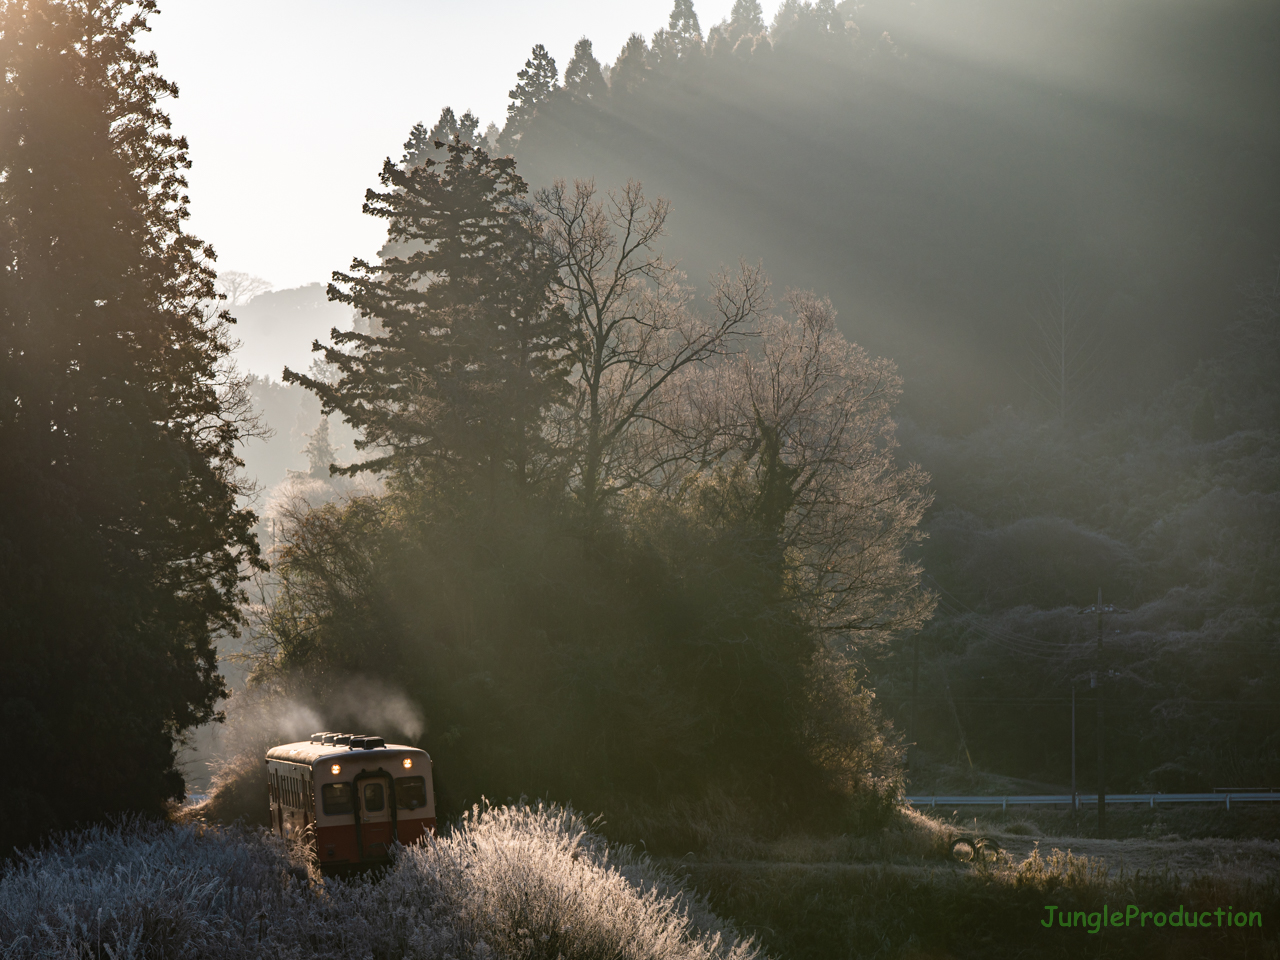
[322,782,354,815]
[396,776,428,810]
[362,781,386,813]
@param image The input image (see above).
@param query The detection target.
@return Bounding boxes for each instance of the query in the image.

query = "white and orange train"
[266,732,436,870]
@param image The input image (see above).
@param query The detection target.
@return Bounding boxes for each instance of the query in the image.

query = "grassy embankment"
[637,804,1280,960]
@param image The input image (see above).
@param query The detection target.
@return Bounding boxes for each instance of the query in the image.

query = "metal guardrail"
[905,793,1280,811]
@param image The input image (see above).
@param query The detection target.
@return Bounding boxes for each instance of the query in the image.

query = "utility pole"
[910,634,920,769]
[945,682,974,769]
[1077,591,1124,835]
[1095,587,1105,837]
[1071,685,1077,815]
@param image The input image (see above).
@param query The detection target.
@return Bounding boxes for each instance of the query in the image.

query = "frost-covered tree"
[537,180,765,528]
[216,270,272,306]
[687,290,934,635]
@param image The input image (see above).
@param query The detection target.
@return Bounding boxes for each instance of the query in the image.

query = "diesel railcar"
[265,732,436,869]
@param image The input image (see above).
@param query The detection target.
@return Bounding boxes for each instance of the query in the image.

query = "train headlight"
[330,764,341,775]
[402,758,413,769]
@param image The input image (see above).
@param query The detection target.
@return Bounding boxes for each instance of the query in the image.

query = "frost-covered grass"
[0,803,763,960]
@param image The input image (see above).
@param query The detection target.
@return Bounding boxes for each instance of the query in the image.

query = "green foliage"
[0,0,260,851]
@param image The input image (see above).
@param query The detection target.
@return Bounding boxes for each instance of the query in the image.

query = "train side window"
[395,776,428,810]
[322,782,354,815]
[362,781,386,813]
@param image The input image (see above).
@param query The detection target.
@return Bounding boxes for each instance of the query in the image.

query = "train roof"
[266,737,428,766]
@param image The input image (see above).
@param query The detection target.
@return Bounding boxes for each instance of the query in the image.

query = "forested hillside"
[220,0,1280,817]
[506,0,1279,429]
[888,287,1280,793]
[479,0,1280,796]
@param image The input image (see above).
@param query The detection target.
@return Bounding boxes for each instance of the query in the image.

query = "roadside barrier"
[905,792,1280,811]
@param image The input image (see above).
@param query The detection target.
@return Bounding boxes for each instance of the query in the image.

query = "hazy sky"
[147,1,740,291]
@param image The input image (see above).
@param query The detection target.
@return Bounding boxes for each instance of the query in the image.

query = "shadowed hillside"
[508,0,1280,430]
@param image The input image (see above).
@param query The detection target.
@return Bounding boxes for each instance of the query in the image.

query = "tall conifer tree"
[564,38,606,99]
[502,44,558,148]
[726,0,766,42]
[286,139,571,502]
[0,0,260,849]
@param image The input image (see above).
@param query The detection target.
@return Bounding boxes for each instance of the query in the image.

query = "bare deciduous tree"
[216,270,272,307]
[688,290,934,636]
[537,179,767,526]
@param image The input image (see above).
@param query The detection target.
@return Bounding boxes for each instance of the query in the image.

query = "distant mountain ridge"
[229,283,354,382]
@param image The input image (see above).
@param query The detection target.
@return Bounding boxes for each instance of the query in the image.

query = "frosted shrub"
[357,801,761,959]
[0,803,763,960]
[0,818,316,959]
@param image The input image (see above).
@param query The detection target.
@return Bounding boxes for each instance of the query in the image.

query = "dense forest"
[3,0,1278,862]
[485,0,1280,799]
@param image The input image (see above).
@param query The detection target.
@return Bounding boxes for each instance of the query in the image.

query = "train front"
[277,732,436,870]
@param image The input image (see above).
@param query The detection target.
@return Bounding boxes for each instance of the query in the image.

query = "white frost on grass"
[0,802,764,960]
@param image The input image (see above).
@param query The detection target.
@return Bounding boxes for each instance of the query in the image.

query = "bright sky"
[146,1,742,290]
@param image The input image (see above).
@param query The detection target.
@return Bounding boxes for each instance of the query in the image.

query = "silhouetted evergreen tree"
[609,33,650,95]
[302,418,338,479]
[563,37,606,100]
[502,44,558,149]
[402,108,485,172]
[0,0,260,852]
[285,139,571,501]
[669,0,702,39]
[726,0,766,41]
[400,120,435,170]
[652,0,704,68]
